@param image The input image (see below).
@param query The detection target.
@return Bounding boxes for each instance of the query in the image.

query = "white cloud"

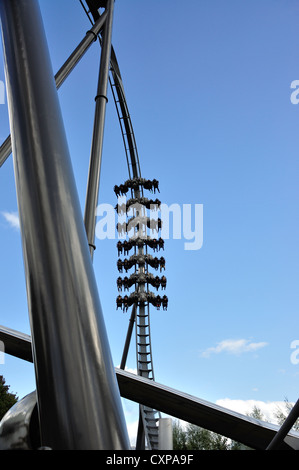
[126,419,139,448]
[201,338,268,357]
[124,367,137,375]
[116,365,137,375]
[216,398,292,425]
[118,365,139,447]
[2,211,20,230]
[121,397,139,448]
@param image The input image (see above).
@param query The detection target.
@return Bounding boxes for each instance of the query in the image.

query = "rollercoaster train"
[114,173,168,448]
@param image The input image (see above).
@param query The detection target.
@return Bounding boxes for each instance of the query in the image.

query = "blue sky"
[0,0,299,444]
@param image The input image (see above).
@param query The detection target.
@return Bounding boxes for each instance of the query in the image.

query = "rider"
[162,295,168,310]
[116,295,123,310]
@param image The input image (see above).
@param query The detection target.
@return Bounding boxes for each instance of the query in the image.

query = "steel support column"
[120,304,136,370]
[0,0,129,450]
[84,0,114,259]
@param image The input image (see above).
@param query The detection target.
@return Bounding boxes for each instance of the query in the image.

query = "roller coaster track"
[80,1,161,449]
[0,0,161,449]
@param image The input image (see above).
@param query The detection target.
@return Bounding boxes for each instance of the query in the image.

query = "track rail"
[80,1,161,449]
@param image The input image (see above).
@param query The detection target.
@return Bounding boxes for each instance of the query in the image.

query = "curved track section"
[80,1,165,449]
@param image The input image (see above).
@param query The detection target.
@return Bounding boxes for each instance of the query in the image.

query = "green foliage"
[274,398,299,431]
[0,375,18,420]
[173,420,188,449]
[248,405,265,421]
[173,420,231,450]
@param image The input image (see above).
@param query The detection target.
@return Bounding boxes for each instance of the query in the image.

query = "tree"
[172,420,231,450]
[0,376,18,420]
[248,405,265,421]
[274,398,299,432]
[172,405,268,450]
[173,420,188,450]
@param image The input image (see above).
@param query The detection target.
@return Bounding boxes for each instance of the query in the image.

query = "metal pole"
[136,408,145,450]
[0,134,11,168]
[158,418,173,450]
[0,10,107,168]
[84,0,114,259]
[266,399,299,450]
[0,0,129,450]
[120,304,136,370]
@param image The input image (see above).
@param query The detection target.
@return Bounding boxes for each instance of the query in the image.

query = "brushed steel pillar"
[0,0,129,450]
[84,0,114,259]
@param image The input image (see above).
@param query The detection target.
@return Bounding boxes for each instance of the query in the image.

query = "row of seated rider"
[116,293,168,311]
[116,217,162,236]
[114,178,160,197]
[117,275,167,291]
[115,197,161,215]
[117,237,164,256]
[117,256,165,273]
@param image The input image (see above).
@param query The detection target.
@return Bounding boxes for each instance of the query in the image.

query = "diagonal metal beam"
[116,369,299,451]
[1,325,299,450]
[0,326,32,362]
[120,304,136,370]
[0,9,107,168]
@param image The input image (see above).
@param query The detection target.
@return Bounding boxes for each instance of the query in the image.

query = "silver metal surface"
[158,418,173,450]
[84,0,114,259]
[0,0,129,450]
[0,392,40,450]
